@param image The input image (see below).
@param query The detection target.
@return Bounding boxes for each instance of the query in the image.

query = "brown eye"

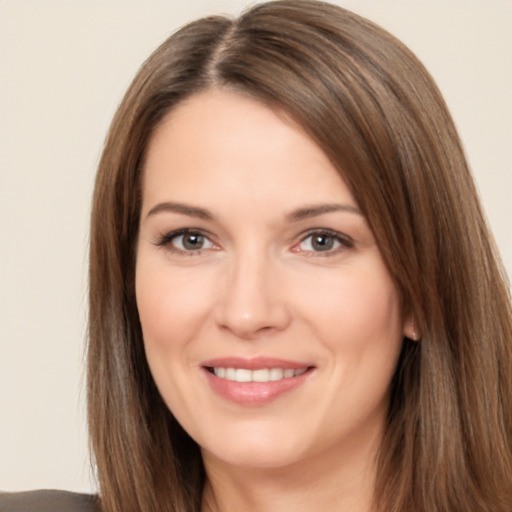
[165,231,215,252]
[295,230,353,255]
[299,233,340,252]
[177,233,206,250]
[310,234,336,251]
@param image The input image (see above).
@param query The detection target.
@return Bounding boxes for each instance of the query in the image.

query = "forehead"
[141,88,357,216]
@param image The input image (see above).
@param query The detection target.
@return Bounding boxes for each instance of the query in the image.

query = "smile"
[202,358,314,405]
[210,367,308,383]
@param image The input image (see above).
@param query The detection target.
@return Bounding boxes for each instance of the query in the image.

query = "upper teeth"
[213,367,307,383]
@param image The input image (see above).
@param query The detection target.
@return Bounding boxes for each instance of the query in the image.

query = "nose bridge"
[215,241,289,338]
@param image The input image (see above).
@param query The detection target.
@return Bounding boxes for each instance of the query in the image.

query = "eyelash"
[294,229,354,256]
[154,229,216,256]
[154,228,354,257]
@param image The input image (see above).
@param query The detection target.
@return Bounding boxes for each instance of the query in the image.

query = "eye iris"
[312,234,334,251]
[182,233,204,250]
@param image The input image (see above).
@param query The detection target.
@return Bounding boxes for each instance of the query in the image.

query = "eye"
[172,232,212,251]
[156,229,217,253]
[294,230,353,254]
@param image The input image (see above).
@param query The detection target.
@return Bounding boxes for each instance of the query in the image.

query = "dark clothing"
[0,490,98,512]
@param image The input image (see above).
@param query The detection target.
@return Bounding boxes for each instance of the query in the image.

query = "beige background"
[1,0,510,494]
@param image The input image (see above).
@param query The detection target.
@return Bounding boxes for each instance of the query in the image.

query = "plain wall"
[1,0,510,493]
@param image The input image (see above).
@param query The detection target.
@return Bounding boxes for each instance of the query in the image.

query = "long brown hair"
[88,1,512,511]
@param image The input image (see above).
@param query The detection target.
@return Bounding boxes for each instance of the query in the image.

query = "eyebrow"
[146,202,214,220]
[286,203,362,221]
[145,201,362,221]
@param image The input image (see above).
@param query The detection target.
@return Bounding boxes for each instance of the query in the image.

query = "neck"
[200,431,380,512]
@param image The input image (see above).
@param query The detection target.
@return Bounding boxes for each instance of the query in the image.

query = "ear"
[403,315,421,342]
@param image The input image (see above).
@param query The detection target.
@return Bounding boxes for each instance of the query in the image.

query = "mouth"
[201,358,315,405]
[206,366,309,383]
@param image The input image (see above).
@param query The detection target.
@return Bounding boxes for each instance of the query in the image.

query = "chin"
[202,444,305,471]
[198,422,310,470]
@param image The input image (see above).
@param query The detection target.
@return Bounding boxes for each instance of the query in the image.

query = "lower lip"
[203,368,312,406]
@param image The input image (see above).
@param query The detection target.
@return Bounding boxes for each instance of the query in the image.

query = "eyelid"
[153,228,219,253]
[152,227,353,256]
[293,228,354,255]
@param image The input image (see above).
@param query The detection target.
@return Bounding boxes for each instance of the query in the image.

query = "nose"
[214,249,291,340]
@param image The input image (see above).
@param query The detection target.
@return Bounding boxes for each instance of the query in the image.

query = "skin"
[136,88,413,512]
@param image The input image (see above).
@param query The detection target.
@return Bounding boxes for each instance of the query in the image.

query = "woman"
[89,0,512,511]
[10,1,510,511]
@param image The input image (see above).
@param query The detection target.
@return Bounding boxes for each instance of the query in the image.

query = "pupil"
[183,234,204,250]
[312,235,333,251]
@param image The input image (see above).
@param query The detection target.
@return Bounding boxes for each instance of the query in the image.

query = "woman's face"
[136,89,410,471]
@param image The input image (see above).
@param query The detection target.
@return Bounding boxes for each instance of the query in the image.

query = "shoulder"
[0,490,99,512]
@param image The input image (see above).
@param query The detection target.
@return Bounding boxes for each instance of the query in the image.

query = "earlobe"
[403,318,421,342]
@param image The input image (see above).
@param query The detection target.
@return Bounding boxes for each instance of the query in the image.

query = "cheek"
[296,267,403,430]
[295,261,404,403]
[134,258,217,414]
[300,266,402,344]
[135,256,217,363]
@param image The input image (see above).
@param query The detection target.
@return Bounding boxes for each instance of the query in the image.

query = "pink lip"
[201,356,309,370]
[201,357,314,406]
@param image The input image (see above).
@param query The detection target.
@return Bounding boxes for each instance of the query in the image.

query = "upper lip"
[201,356,312,370]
